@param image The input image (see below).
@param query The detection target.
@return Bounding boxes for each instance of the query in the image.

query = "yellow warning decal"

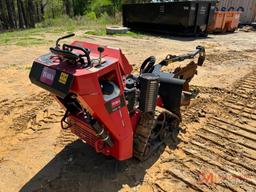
[59,72,69,84]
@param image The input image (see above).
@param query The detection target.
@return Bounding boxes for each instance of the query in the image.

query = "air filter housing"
[139,73,159,112]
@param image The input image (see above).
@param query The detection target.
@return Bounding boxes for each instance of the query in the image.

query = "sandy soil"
[0,31,255,192]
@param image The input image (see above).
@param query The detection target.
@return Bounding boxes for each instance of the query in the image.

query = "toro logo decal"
[111,97,121,109]
[105,96,125,113]
[40,67,56,86]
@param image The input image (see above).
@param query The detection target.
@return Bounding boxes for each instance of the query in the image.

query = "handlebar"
[63,44,91,66]
[50,47,80,63]
[50,33,92,67]
[56,33,75,48]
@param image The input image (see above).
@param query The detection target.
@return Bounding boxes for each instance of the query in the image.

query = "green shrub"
[89,0,112,17]
[37,15,73,28]
[85,12,97,20]
[100,12,112,23]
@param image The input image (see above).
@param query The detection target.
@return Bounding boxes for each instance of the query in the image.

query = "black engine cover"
[159,77,184,117]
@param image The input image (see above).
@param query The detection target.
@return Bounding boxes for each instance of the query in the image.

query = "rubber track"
[133,107,180,160]
[133,107,162,160]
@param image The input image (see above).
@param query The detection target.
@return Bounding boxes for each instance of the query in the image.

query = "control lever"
[196,46,205,66]
[97,46,105,66]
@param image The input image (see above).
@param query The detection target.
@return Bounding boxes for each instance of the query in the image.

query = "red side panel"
[69,41,133,160]
[31,40,134,160]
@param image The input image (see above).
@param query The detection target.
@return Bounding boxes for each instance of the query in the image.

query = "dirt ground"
[0,31,255,192]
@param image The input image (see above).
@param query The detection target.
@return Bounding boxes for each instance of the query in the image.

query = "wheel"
[106,26,129,35]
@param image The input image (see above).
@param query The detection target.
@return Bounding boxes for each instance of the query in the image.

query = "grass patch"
[0,15,118,46]
[0,28,55,46]
[84,29,106,36]
[0,15,144,46]
[112,31,142,38]
[15,37,46,46]
[84,30,143,37]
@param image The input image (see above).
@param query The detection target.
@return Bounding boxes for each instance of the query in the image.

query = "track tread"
[133,107,180,160]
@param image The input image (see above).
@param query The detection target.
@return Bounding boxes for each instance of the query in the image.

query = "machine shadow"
[20,128,181,192]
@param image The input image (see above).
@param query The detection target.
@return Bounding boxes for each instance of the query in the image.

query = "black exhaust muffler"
[138,73,159,113]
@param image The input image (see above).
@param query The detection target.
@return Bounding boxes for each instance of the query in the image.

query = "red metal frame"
[45,41,134,160]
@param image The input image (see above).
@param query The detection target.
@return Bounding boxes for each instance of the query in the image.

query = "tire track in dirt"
[0,92,64,156]
[0,93,66,191]
[3,92,54,130]
[206,49,256,63]
[56,129,78,147]
[159,70,256,192]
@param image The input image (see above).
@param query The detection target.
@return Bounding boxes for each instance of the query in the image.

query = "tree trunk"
[17,0,25,28]
[64,0,71,16]
[71,0,75,16]
[10,0,17,28]
[40,0,46,18]
[51,1,55,18]
[0,0,8,30]
[20,0,28,28]
[5,0,16,29]
[35,1,41,22]
[27,0,35,27]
